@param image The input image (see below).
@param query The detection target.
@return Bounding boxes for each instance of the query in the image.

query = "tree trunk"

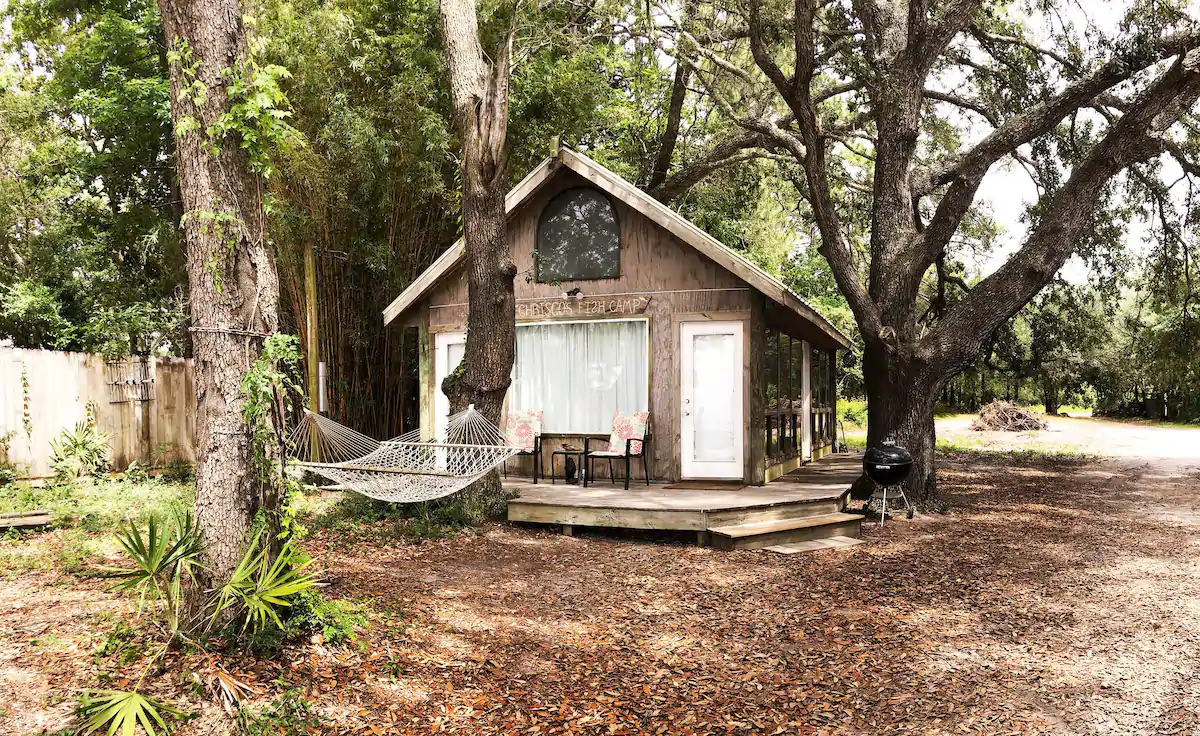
[861,341,942,503]
[158,0,282,624]
[1042,379,1060,416]
[438,0,517,518]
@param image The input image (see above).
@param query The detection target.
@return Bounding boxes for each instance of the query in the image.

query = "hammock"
[287,406,521,503]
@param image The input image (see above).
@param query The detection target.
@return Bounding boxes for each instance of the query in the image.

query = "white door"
[680,321,745,479]
[434,332,466,441]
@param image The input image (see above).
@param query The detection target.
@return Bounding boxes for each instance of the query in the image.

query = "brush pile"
[970,401,1049,432]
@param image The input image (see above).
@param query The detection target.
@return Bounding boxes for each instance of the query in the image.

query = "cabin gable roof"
[382,145,852,349]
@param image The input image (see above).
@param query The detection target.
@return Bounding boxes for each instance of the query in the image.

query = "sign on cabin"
[515,295,650,321]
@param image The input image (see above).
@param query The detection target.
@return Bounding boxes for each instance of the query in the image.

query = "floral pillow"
[608,411,649,456]
[504,410,543,451]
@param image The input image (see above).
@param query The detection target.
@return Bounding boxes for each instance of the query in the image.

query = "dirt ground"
[936,414,1200,469]
[2,417,1199,735]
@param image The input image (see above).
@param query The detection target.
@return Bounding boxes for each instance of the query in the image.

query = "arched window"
[536,188,620,282]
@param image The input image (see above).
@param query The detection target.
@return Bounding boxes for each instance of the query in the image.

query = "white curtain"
[511,320,648,433]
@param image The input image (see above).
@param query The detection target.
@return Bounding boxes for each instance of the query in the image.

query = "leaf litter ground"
[2,451,1198,735]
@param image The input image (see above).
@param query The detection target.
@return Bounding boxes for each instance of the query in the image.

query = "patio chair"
[502,410,544,483]
[583,411,651,490]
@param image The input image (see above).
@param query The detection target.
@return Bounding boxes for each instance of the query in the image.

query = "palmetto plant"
[107,511,205,636]
[77,688,183,736]
[211,530,316,633]
[49,419,112,481]
[89,519,316,734]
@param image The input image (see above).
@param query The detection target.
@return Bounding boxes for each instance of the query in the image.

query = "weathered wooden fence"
[0,346,196,478]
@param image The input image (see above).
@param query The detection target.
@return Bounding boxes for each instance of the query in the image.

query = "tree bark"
[1042,378,1060,416]
[438,0,517,517]
[158,0,282,624]
[859,341,941,501]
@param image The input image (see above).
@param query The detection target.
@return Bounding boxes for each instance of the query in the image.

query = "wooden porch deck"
[506,453,865,550]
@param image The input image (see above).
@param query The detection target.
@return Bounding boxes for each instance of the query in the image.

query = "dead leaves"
[5,456,1200,734]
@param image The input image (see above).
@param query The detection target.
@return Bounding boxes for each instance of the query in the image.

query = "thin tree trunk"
[158,0,282,625]
[438,0,517,518]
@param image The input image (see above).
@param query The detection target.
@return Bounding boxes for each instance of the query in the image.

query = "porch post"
[417,307,434,441]
[801,341,812,461]
[748,294,767,485]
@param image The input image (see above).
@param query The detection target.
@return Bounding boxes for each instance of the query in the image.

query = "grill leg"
[879,486,888,528]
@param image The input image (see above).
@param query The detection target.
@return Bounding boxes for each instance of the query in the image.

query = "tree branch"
[751,0,882,336]
[914,30,1200,198]
[648,132,773,202]
[647,59,692,191]
[927,50,1200,369]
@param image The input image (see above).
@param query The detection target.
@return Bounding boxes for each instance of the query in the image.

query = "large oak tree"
[656,0,1200,498]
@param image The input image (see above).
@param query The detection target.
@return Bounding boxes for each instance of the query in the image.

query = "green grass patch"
[302,491,476,542]
[284,591,367,646]
[1028,403,1094,417]
[240,689,327,735]
[937,445,1100,463]
[0,526,120,579]
[0,478,192,533]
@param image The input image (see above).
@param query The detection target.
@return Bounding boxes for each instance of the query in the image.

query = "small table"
[549,448,585,485]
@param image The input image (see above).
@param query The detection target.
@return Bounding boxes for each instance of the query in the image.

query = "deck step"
[703,494,846,527]
[708,512,862,551]
[764,536,865,554]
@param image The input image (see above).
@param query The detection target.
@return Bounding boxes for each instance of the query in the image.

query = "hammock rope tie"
[287,405,520,503]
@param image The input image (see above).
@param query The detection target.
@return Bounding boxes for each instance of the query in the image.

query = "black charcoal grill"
[863,444,914,526]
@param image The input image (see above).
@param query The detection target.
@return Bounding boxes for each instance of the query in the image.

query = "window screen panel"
[536,188,620,282]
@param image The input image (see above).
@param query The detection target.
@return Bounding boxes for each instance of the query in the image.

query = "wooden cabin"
[382,144,850,489]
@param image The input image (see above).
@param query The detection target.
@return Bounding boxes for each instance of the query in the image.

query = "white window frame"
[511,316,650,435]
[433,331,466,442]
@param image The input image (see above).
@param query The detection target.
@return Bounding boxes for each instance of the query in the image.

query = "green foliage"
[2,0,186,355]
[283,590,365,646]
[305,492,475,540]
[122,461,152,486]
[96,622,146,666]
[210,530,317,634]
[160,460,195,485]
[0,477,192,534]
[107,511,204,634]
[77,688,184,736]
[240,332,304,480]
[0,431,17,486]
[239,689,326,735]
[49,420,112,482]
[838,400,867,429]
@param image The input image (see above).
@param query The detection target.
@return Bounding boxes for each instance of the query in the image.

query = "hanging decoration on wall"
[21,363,32,440]
[515,295,650,320]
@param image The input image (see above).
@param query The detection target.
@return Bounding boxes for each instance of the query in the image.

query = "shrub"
[0,430,18,486]
[209,529,317,635]
[107,511,205,636]
[161,459,195,484]
[121,460,152,485]
[50,420,111,481]
[284,590,365,646]
[240,689,325,735]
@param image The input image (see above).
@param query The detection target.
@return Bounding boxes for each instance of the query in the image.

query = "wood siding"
[423,169,755,481]
[0,347,196,478]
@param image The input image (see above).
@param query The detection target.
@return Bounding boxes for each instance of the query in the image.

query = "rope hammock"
[287,406,521,503]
